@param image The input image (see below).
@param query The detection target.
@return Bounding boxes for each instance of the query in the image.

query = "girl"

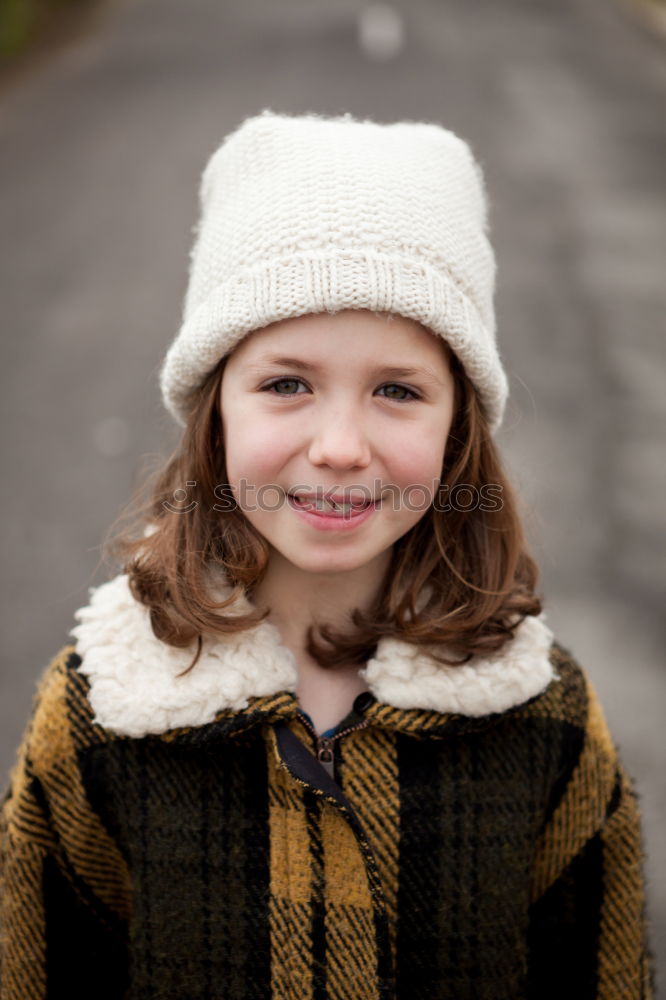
[0,110,654,999]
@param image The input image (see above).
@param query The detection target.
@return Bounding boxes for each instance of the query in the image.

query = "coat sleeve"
[527,662,655,999]
[0,647,132,1000]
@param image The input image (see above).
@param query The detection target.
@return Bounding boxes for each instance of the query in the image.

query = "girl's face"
[219,310,456,579]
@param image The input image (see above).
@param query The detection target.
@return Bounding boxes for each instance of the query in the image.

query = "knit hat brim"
[160,249,507,431]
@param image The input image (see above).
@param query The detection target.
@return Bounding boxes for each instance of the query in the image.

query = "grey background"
[1,0,664,984]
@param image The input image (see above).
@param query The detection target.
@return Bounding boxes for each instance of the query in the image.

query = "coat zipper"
[274,720,396,998]
[296,710,369,780]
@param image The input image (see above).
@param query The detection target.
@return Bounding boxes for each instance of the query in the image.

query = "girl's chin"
[276,553,377,575]
[266,536,398,578]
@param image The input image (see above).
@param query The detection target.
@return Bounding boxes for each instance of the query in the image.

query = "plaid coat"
[0,573,655,999]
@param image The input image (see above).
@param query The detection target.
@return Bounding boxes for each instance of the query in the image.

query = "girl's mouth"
[289,494,376,515]
[287,493,381,530]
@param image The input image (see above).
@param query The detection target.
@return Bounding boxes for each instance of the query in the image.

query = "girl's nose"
[307,410,372,469]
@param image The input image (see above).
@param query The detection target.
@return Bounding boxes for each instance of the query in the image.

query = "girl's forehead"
[230,310,452,367]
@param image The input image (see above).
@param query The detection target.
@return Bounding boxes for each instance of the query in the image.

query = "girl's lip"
[289,493,378,506]
[287,494,381,531]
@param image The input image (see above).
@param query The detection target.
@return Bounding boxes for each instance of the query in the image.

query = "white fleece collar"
[70,573,557,738]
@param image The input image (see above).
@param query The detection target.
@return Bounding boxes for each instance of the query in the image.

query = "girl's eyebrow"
[248,355,445,386]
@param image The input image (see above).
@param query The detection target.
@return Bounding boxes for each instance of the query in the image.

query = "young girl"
[0,110,654,999]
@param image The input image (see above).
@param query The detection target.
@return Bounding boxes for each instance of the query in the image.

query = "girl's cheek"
[227,425,297,477]
[389,439,446,484]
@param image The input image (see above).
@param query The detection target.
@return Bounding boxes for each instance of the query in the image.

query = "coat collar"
[70,572,558,739]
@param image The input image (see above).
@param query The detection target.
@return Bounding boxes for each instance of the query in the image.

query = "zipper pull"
[316,737,336,779]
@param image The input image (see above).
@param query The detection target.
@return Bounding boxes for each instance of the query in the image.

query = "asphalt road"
[1,0,665,981]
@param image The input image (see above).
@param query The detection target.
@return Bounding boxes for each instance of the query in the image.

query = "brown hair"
[104,341,542,676]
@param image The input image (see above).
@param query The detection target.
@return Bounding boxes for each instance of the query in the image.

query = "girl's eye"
[260,378,421,402]
[378,383,420,402]
[261,377,306,396]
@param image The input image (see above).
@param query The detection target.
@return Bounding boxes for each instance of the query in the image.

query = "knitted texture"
[159,109,509,431]
[0,643,655,999]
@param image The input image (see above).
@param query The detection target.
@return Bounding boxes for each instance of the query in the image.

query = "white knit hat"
[160,109,508,431]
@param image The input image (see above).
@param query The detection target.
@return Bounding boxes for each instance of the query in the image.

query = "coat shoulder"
[512,637,591,729]
[18,644,113,780]
[512,636,621,793]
